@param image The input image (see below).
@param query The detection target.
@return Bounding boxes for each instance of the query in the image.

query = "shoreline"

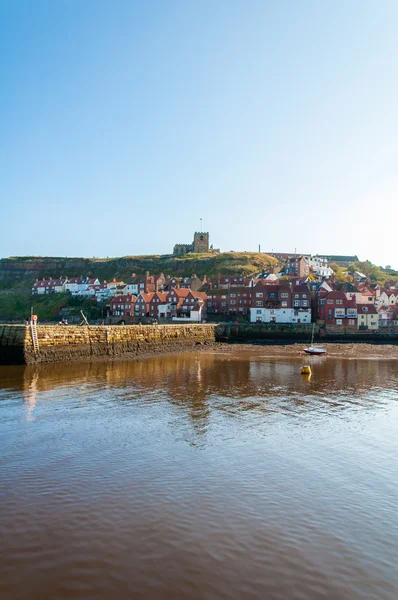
[84,341,398,363]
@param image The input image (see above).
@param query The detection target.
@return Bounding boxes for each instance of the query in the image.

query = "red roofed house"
[32,278,51,295]
[157,288,208,320]
[134,292,155,318]
[149,292,168,318]
[32,277,68,295]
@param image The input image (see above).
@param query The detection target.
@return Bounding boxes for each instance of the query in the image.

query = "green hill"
[0,252,278,320]
[0,252,278,289]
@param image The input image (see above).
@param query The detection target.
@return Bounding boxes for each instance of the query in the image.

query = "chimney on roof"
[146,271,150,278]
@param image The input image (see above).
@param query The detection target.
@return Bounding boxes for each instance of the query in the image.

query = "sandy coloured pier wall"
[0,324,217,365]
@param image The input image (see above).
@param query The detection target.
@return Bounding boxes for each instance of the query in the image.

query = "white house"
[379,290,397,307]
[122,281,139,296]
[64,277,83,294]
[32,277,67,294]
[250,307,312,324]
[50,278,67,293]
[32,279,49,295]
[66,277,100,296]
[314,265,334,279]
[308,255,328,269]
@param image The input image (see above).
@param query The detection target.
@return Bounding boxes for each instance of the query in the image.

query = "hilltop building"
[173,231,219,255]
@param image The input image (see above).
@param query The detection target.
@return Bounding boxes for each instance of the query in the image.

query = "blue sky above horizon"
[1,0,397,267]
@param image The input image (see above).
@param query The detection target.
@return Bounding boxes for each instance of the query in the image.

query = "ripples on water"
[1,350,398,599]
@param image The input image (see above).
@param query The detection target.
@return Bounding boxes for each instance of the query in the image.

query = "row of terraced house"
[31,267,398,330]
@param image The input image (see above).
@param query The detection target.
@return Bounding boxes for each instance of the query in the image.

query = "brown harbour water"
[1,349,398,600]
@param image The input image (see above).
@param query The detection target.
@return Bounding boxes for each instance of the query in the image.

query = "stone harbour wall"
[0,325,27,364]
[0,324,217,365]
[215,322,316,342]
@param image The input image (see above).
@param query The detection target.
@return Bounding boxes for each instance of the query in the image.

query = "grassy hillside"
[0,291,105,322]
[0,252,278,320]
[0,252,278,289]
[330,261,398,286]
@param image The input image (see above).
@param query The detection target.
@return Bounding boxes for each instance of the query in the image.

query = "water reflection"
[0,350,396,427]
[1,350,398,600]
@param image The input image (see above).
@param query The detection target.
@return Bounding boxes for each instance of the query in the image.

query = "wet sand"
[106,340,398,362]
[215,342,398,360]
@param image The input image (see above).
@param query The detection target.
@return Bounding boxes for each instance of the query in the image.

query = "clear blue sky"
[1,0,397,267]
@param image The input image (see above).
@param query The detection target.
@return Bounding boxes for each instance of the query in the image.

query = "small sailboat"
[304,323,327,355]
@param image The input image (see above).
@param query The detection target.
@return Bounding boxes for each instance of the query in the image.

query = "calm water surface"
[1,349,398,599]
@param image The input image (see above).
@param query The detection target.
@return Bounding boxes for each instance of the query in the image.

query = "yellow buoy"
[301,365,312,375]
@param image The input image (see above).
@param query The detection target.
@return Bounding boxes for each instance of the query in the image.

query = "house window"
[293,300,300,307]
[221,302,227,307]
[336,319,343,325]
[327,299,333,304]
[281,293,289,298]
[281,301,287,307]
[348,319,355,325]
[336,299,343,305]
[256,293,263,298]
[256,301,262,306]
[295,294,299,298]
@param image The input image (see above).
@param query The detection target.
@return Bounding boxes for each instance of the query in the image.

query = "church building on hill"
[173,231,219,255]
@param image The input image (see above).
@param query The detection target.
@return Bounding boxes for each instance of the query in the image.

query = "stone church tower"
[193,232,209,253]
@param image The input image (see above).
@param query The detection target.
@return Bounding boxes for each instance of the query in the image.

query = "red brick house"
[180,291,207,317]
[110,295,136,317]
[148,292,168,318]
[179,274,207,291]
[206,287,252,315]
[250,283,293,309]
[283,256,310,279]
[134,292,155,317]
[318,291,358,328]
[211,274,246,290]
[138,272,166,294]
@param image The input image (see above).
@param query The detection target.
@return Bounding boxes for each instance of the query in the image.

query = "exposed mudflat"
[102,340,398,363]
[211,342,398,360]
